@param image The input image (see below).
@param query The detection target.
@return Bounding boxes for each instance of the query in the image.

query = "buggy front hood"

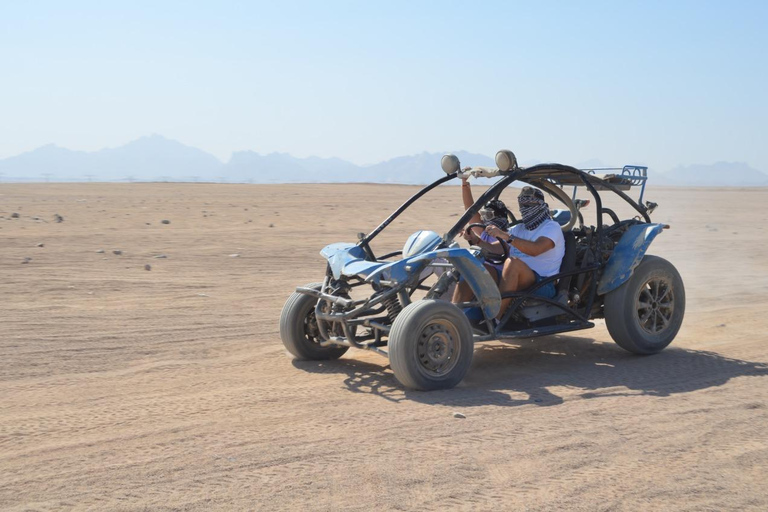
[320,243,388,280]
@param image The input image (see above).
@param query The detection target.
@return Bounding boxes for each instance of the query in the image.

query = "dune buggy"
[280,150,685,390]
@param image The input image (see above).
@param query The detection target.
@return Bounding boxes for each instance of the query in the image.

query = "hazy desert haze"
[2,182,768,511]
[2,134,767,186]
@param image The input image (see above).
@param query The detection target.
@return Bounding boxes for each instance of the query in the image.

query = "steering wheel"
[465,223,509,263]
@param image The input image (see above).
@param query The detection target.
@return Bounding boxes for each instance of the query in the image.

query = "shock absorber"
[383,295,403,322]
[426,269,459,300]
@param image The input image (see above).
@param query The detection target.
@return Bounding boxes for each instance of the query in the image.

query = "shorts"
[532,270,556,299]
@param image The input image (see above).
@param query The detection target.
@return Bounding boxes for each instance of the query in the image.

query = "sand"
[1,182,768,511]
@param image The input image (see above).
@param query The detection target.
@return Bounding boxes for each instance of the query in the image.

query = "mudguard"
[366,247,501,318]
[597,223,667,295]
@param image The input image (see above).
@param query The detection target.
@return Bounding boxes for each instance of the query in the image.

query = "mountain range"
[1,134,766,186]
[652,162,768,187]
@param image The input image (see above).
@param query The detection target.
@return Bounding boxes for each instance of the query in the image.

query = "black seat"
[555,231,577,297]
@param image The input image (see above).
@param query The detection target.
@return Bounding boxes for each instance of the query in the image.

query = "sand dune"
[1,183,767,511]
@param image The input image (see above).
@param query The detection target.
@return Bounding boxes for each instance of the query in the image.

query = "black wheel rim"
[303,310,323,345]
[635,277,675,336]
[416,320,460,377]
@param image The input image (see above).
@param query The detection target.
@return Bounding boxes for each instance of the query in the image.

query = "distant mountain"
[659,162,768,187]
[2,136,765,186]
[0,136,493,184]
[226,151,363,183]
[0,135,222,182]
[364,151,494,184]
[224,150,492,184]
[94,135,222,180]
[0,144,92,180]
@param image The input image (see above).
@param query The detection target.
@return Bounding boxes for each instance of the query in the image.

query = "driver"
[452,175,510,303]
[485,186,565,320]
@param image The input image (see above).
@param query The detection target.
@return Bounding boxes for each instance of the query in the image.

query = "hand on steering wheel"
[462,228,479,244]
[484,224,506,240]
[464,222,509,261]
[464,223,510,261]
[464,223,485,245]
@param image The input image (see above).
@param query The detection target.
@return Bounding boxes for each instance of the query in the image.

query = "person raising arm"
[452,177,511,303]
[458,175,509,258]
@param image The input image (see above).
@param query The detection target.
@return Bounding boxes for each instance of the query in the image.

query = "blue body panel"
[319,243,393,279]
[597,223,666,295]
[321,243,501,318]
[366,247,501,318]
[342,259,388,278]
[320,243,367,279]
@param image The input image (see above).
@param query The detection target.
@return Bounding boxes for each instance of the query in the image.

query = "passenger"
[452,175,510,303]
[485,186,565,320]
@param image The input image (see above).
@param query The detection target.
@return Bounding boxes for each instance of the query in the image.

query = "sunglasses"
[480,208,495,221]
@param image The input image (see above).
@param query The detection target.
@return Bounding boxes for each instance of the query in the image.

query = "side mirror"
[441,154,461,174]
[495,150,517,171]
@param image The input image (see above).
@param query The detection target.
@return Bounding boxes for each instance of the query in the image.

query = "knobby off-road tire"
[604,255,685,355]
[279,282,349,360]
[388,300,474,390]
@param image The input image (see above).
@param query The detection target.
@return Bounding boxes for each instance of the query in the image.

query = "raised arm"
[461,177,482,235]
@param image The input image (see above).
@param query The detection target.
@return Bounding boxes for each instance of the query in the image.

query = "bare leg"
[452,280,473,303]
[497,258,536,320]
[452,265,499,304]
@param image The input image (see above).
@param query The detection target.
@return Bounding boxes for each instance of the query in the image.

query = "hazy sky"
[1,1,766,170]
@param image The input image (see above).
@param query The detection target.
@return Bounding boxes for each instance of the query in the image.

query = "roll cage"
[353,163,655,341]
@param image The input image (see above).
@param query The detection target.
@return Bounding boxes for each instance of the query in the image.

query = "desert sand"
[2,182,768,511]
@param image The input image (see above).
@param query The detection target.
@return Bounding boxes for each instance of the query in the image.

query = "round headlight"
[495,150,517,171]
[441,154,461,174]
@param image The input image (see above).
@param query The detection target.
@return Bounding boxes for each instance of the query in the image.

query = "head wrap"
[480,199,509,230]
[518,186,550,230]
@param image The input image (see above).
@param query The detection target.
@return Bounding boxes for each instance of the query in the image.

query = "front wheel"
[388,300,474,390]
[604,255,685,354]
[279,282,349,360]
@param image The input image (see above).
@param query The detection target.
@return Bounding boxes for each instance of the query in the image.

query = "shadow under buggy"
[280,151,685,390]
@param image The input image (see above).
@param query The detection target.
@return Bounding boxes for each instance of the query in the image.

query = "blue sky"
[1,1,766,170]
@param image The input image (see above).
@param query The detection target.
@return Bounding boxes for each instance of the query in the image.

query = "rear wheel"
[604,256,685,354]
[279,282,349,360]
[388,300,474,390]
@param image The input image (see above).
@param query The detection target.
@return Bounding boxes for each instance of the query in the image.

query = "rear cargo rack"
[562,166,648,203]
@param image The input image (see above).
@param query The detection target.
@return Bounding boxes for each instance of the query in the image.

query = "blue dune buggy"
[280,151,685,390]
